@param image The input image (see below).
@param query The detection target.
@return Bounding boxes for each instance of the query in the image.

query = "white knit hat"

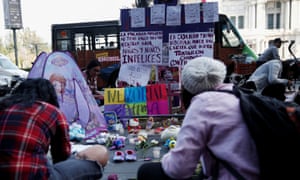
[181,57,226,94]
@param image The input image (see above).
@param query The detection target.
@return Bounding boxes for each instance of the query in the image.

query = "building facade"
[180,0,300,59]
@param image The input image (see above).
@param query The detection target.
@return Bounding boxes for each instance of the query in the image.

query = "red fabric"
[146,84,168,101]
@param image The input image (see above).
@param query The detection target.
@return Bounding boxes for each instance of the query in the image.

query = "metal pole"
[34,44,38,57]
[12,28,19,66]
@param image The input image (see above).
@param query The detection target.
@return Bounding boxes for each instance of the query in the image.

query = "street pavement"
[72,131,168,180]
[98,81,300,180]
[102,145,166,179]
[2,81,300,180]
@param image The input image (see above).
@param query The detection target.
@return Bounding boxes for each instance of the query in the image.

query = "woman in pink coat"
[137,57,259,180]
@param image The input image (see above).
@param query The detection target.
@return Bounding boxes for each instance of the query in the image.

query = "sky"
[0,0,135,44]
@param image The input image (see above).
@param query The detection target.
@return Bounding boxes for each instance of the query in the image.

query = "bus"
[52,20,121,88]
[51,14,257,88]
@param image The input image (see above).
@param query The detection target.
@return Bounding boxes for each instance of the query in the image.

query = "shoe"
[125,149,137,161]
[107,174,118,180]
[113,151,125,162]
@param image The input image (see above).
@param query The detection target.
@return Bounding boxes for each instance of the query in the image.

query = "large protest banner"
[115,2,218,111]
[104,84,169,118]
[120,2,218,68]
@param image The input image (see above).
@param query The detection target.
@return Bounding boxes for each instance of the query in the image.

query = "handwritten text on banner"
[120,31,163,65]
[168,32,214,67]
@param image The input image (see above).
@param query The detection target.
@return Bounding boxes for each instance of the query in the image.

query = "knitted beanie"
[181,57,226,94]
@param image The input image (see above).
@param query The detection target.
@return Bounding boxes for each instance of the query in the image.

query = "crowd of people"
[0,36,299,179]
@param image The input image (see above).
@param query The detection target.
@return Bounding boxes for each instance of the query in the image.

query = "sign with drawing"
[118,64,152,86]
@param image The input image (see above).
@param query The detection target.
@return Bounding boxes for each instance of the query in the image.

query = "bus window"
[55,30,72,51]
[85,34,93,50]
[107,34,118,48]
[56,40,71,51]
[74,33,85,50]
[95,34,106,49]
[94,34,118,49]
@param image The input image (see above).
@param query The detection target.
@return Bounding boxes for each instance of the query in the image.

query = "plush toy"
[109,136,126,150]
[69,122,85,142]
[160,125,180,141]
[168,139,176,149]
[128,118,141,134]
[96,132,108,144]
[146,116,154,130]
[164,137,176,149]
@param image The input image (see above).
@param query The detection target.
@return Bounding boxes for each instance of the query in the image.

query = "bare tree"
[2,28,49,68]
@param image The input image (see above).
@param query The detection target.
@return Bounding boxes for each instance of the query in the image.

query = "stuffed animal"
[168,139,176,149]
[128,118,141,134]
[146,116,154,130]
[109,136,126,150]
[69,122,85,142]
[160,125,180,141]
[164,137,176,149]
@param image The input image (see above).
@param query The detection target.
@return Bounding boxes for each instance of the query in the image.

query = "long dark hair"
[86,59,101,71]
[0,78,59,110]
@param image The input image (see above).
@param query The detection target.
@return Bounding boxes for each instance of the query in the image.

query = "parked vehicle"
[0,54,28,96]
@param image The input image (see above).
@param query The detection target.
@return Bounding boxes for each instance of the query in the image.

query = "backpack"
[215,86,300,180]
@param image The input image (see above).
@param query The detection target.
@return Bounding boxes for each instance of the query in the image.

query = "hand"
[76,145,109,167]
